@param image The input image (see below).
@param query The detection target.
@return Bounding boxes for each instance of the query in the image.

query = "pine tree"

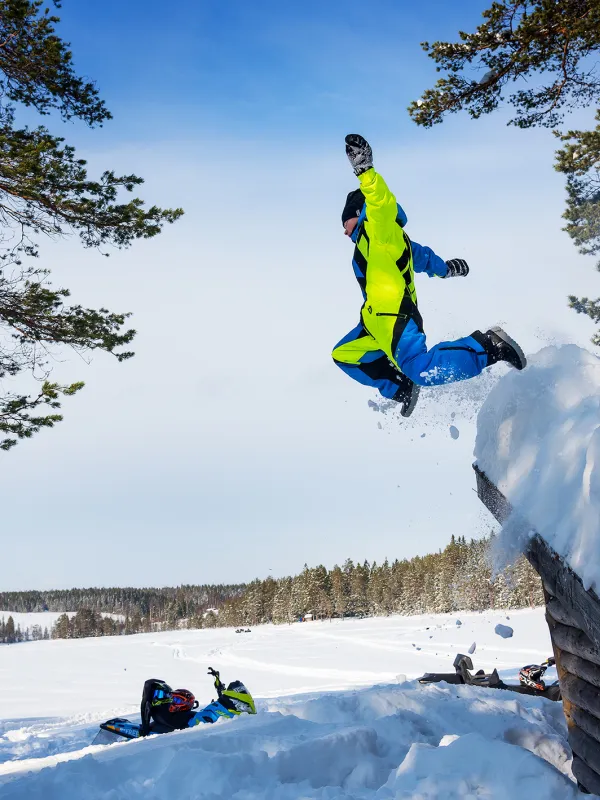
[410,0,600,345]
[272,578,293,624]
[52,612,70,639]
[0,0,183,450]
[5,615,15,643]
[330,565,347,619]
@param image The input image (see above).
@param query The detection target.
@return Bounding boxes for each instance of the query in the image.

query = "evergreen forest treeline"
[0,584,245,619]
[1,534,543,643]
[215,533,543,627]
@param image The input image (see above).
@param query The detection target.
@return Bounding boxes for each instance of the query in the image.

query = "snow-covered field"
[0,608,590,798]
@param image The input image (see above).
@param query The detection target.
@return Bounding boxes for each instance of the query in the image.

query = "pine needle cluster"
[0,1,183,449]
[410,1,600,344]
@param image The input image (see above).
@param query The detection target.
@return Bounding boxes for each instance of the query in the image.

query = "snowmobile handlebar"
[207,667,224,694]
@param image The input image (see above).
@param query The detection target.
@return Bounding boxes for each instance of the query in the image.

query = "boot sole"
[400,384,420,417]
[489,326,527,370]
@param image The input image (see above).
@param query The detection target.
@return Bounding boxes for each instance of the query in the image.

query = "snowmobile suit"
[332,168,488,394]
[141,676,256,734]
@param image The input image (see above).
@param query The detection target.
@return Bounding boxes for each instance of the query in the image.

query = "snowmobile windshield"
[92,727,126,746]
[221,681,256,715]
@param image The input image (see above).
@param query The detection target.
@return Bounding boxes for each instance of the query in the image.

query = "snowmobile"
[418,654,560,701]
[92,668,255,745]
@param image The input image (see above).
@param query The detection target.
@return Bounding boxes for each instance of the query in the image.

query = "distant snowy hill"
[0,609,589,798]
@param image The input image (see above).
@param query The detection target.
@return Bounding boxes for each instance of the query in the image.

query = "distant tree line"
[0,584,245,619]
[214,533,544,627]
[49,608,207,640]
[52,609,123,639]
[0,615,50,643]
[1,534,544,643]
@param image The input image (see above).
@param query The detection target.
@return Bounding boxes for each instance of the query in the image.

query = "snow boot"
[393,373,420,418]
[471,326,527,371]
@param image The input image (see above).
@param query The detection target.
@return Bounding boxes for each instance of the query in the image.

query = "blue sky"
[55,0,490,143]
[1,1,599,591]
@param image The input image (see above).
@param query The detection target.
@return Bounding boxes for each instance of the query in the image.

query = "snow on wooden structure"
[474,464,600,795]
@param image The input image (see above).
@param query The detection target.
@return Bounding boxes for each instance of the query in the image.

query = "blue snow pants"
[332,314,489,399]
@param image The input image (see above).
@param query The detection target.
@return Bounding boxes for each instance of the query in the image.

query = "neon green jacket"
[355,167,417,366]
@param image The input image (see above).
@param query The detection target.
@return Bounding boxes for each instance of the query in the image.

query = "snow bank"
[382,731,574,800]
[0,681,577,799]
[475,345,600,590]
[0,610,576,799]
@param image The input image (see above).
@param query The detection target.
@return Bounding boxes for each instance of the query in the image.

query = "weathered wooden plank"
[473,464,600,795]
[572,706,600,747]
[562,652,600,691]
[561,674,600,721]
[570,728,600,785]
[473,466,511,524]
[474,465,600,649]
[549,620,600,668]
[546,598,583,630]
[528,536,600,648]
[572,755,599,796]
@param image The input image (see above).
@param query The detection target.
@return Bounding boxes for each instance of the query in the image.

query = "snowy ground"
[0,608,591,798]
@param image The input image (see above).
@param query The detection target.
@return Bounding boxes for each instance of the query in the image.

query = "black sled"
[418,654,561,702]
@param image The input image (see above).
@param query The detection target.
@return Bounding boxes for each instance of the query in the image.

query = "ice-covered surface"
[475,345,600,591]
[1,609,590,798]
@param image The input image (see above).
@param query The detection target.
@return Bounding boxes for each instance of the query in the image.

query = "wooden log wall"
[474,465,600,795]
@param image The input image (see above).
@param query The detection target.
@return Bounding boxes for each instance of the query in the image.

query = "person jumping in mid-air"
[332,134,526,417]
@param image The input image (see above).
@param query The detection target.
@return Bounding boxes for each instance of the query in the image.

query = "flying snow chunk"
[468,642,476,654]
[495,624,513,639]
[449,425,460,440]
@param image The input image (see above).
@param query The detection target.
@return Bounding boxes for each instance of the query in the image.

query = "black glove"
[345,134,373,176]
[444,259,470,278]
[207,667,219,678]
